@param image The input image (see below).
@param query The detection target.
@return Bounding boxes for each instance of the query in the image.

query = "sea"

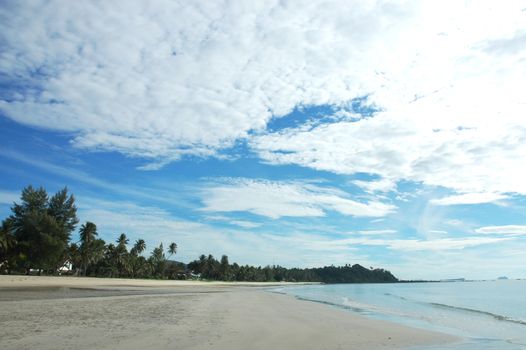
[271,280,526,349]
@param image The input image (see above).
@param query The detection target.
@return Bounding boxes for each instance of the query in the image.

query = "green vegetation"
[0,185,398,283]
[2,186,77,275]
[0,186,181,279]
[188,254,397,283]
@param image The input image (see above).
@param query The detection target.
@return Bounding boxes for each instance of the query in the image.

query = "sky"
[1,0,526,280]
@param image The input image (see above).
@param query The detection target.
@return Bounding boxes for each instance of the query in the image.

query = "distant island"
[0,185,397,284]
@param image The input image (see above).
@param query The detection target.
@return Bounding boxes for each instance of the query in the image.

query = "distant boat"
[497,276,509,280]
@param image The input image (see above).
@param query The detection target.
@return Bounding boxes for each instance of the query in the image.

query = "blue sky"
[1,1,526,280]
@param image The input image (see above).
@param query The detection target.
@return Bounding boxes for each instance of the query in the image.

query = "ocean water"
[271,280,526,349]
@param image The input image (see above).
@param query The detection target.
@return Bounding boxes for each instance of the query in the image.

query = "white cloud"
[204,215,262,228]
[73,196,525,277]
[76,196,370,267]
[475,225,526,235]
[445,219,464,227]
[325,236,511,252]
[78,197,203,237]
[430,193,509,206]
[0,0,391,163]
[0,1,524,187]
[249,2,526,197]
[199,178,395,219]
[229,220,261,229]
[0,190,19,205]
[77,197,269,262]
[429,230,448,235]
[357,229,397,235]
[385,238,485,251]
[251,112,526,198]
[353,178,397,193]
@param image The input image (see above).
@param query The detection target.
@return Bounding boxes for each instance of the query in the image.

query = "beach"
[0,276,458,350]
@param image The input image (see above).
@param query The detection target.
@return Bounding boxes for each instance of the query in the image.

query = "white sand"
[0,276,460,349]
[0,275,303,288]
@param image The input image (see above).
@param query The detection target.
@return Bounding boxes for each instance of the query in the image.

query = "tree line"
[188,254,397,283]
[1,185,398,283]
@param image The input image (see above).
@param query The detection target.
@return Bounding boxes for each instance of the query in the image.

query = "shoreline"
[0,276,460,350]
[0,274,313,288]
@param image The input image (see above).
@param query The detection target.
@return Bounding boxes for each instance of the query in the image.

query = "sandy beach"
[0,276,458,350]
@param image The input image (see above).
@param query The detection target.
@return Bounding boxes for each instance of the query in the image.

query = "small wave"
[294,294,435,327]
[341,297,385,313]
[269,290,287,295]
[383,293,526,327]
[294,295,366,313]
[384,292,408,301]
[294,295,398,318]
[430,302,526,326]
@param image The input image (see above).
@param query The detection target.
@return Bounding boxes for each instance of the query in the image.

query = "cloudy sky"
[1,0,525,280]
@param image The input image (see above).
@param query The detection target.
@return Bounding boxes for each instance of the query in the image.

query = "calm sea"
[271,280,526,349]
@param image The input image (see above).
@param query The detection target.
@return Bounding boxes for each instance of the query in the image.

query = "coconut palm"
[168,242,177,258]
[114,233,130,277]
[79,221,98,275]
[149,243,166,277]
[79,222,97,245]
[0,220,16,252]
[0,220,17,274]
[129,238,146,278]
[116,233,129,248]
[133,239,146,255]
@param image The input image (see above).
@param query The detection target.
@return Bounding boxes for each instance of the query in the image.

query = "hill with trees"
[187,254,397,283]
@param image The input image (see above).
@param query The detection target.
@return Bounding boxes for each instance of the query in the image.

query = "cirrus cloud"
[430,193,509,206]
[475,225,526,235]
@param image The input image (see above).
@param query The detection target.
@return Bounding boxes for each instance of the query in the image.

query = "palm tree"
[79,222,98,275]
[168,242,177,258]
[90,239,106,266]
[0,220,16,252]
[116,233,129,248]
[79,222,97,245]
[115,233,129,277]
[149,243,166,277]
[0,220,16,274]
[129,238,146,278]
[220,255,230,281]
[104,243,118,278]
[133,239,146,255]
[67,243,82,275]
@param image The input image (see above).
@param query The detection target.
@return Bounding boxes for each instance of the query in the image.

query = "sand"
[0,276,459,350]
